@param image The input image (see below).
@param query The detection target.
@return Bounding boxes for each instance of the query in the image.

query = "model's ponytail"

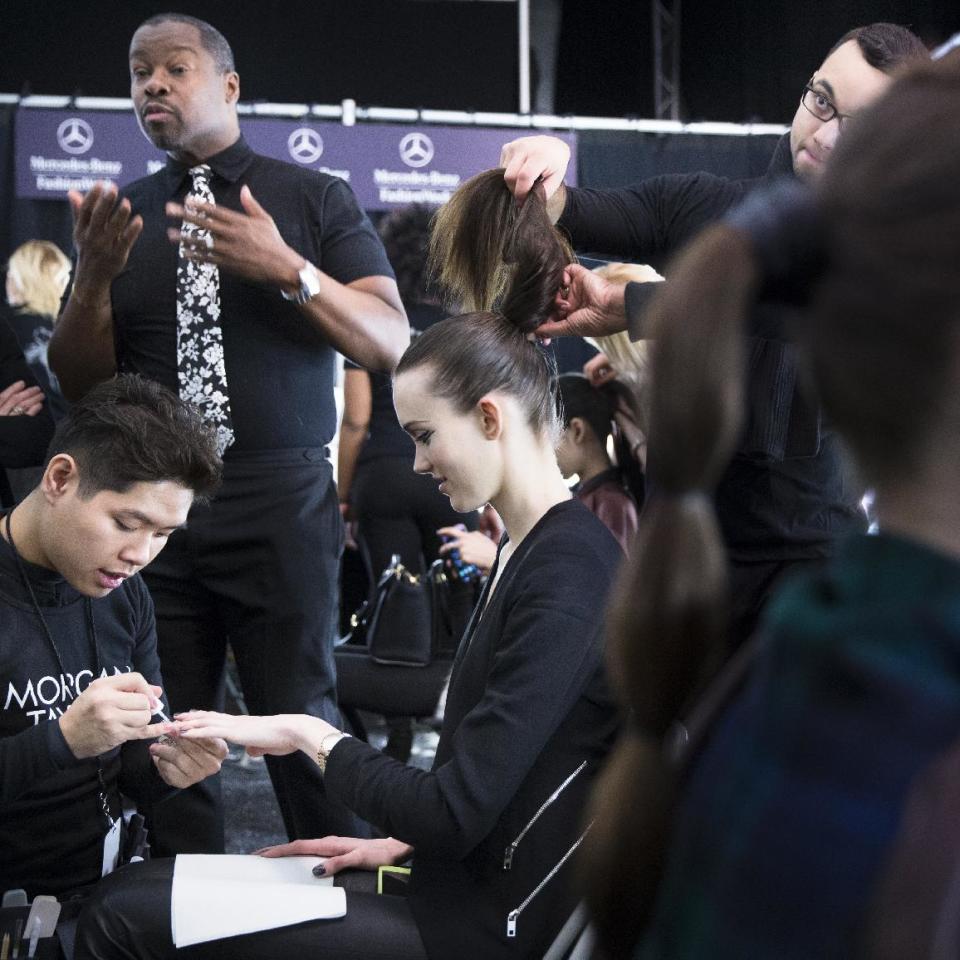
[429,169,572,334]
[400,171,573,436]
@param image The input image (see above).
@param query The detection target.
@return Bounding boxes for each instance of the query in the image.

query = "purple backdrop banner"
[15,109,576,209]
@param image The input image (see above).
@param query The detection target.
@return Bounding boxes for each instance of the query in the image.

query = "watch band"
[316,730,349,773]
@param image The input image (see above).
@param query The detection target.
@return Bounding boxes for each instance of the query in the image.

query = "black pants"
[142,448,361,855]
[352,455,477,585]
[74,859,427,960]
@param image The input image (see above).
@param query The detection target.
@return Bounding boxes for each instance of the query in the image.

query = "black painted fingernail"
[312,864,326,876]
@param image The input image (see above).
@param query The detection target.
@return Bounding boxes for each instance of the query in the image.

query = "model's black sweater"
[0,531,172,897]
[327,499,621,959]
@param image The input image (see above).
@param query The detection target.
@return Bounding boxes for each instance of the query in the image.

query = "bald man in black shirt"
[50,14,408,854]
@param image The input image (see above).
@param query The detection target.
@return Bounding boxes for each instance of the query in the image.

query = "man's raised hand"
[166,185,305,290]
[68,182,143,292]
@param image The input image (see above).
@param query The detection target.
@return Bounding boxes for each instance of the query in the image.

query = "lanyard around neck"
[3,511,101,675]
[3,510,113,828]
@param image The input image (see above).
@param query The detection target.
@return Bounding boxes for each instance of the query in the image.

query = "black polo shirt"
[113,135,393,451]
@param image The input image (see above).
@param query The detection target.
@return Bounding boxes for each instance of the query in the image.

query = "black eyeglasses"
[801,85,855,128]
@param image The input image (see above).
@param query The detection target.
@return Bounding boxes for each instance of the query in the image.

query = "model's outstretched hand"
[175,709,342,761]
[535,264,628,340]
[253,836,415,877]
[175,710,304,756]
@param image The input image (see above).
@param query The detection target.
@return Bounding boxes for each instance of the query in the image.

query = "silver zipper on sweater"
[506,822,593,939]
[503,761,588,871]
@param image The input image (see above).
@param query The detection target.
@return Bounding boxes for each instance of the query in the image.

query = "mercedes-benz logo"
[57,117,94,155]
[399,132,434,168]
[287,127,324,165]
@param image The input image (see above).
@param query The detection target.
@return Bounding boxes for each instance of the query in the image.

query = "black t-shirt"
[113,136,394,451]
[346,302,447,465]
[0,531,171,897]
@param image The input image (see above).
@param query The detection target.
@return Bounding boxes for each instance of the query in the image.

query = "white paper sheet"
[171,854,347,947]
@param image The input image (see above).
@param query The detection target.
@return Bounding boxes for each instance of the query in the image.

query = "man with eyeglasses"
[494,23,927,650]
[497,23,926,340]
[789,31,894,181]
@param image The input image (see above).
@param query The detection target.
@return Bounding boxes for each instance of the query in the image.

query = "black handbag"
[336,555,481,718]
[360,555,434,666]
[346,555,477,667]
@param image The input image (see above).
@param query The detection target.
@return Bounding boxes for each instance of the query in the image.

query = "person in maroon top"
[555,373,639,554]
[439,372,641,566]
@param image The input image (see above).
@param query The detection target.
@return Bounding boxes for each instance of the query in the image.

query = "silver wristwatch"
[282,263,321,304]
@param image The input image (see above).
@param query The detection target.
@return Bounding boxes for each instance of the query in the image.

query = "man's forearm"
[50,284,118,400]
[299,276,409,373]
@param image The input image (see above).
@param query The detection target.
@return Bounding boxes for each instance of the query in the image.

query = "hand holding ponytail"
[429,169,572,333]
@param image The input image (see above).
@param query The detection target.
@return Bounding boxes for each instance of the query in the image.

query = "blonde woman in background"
[5,240,71,421]
[581,261,660,470]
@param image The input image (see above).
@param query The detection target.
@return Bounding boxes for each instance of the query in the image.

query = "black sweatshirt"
[327,499,621,959]
[558,134,863,562]
[0,530,172,898]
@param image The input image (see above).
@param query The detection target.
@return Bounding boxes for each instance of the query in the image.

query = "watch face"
[300,266,321,301]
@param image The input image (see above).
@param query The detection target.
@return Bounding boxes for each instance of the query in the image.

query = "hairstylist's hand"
[254,837,414,877]
[500,135,570,204]
[584,352,618,387]
[437,526,497,576]
[536,264,628,340]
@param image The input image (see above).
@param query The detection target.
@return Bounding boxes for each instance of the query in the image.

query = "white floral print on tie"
[176,164,235,456]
